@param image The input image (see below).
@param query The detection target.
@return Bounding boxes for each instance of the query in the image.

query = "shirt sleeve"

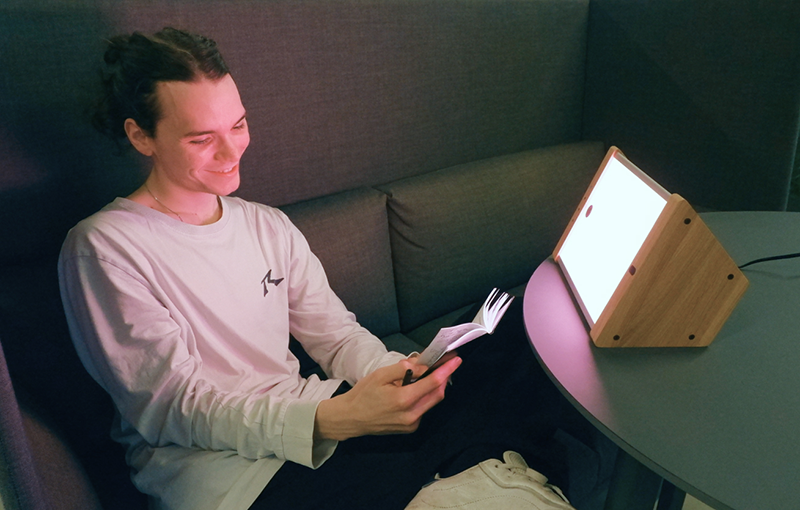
[58,250,331,467]
[278,213,406,384]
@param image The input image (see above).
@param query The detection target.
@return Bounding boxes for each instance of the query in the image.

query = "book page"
[409,289,513,383]
[416,322,487,368]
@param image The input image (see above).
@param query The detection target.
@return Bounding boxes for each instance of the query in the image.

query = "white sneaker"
[406,451,575,510]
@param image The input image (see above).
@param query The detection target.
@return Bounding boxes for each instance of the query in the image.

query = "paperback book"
[416,288,514,373]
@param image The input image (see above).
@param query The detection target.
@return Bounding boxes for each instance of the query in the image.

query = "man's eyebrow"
[182,113,247,138]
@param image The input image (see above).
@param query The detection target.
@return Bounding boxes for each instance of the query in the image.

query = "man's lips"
[208,164,239,174]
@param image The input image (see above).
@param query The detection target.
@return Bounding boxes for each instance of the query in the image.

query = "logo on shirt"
[261,269,284,296]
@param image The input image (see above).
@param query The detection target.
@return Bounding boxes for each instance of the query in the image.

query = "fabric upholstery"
[0,262,146,510]
[379,332,423,356]
[17,406,103,510]
[380,141,605,331]
[583,0,800,211]
[226,0,591,206]
[1,335,105,510]
[0,340,48,510]
[0,0,591,269]
[281,187,400,338]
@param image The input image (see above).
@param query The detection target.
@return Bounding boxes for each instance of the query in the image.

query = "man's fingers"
[370,360,420,385]
[405,357,461,416]
[404,356,461,393]
[430,355,462,380]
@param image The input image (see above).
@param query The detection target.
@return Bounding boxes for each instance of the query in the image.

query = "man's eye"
[233,122,247,131]
[190,138,211,145]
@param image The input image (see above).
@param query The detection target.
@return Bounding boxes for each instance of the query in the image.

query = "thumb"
[371,361,417,385]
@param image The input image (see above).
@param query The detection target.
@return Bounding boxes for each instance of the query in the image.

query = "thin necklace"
[143,182,184,223]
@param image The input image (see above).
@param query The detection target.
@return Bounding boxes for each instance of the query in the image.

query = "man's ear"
[124,118,154,156]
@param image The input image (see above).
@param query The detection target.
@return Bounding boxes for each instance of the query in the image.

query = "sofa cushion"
[380,332,423,356]
[281,187,400,338]
[406,282,529,347]
[380,141,605,331]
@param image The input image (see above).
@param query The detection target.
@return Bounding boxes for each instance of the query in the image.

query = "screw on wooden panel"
[613,335,620,341]
[689,334,696,340]
[727,274,734,280]
[684,218,692,224]
[629,265,636,275]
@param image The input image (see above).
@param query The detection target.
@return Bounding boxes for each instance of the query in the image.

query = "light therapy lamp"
[553,147,748,347]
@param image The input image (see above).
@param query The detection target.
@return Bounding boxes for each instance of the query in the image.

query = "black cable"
[738,252,800,269]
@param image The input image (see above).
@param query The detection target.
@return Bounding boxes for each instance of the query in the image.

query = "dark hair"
[92,27,229,143]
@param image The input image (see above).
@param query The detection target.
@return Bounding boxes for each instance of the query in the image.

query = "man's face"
[144,74,250,198]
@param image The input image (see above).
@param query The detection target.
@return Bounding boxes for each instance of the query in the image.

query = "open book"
[416,288,514,372]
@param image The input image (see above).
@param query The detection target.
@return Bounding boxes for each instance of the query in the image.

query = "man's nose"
[216,133,247,162]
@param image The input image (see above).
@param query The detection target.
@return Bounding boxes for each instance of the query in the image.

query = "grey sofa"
[1,1,799,509]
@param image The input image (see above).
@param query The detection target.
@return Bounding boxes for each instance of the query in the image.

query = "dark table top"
[523,212,800,510]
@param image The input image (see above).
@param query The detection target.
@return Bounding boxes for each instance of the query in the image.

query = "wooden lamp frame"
[553,148,748,347]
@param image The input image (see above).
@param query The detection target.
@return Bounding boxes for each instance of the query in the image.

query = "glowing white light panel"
[558,155,668,324]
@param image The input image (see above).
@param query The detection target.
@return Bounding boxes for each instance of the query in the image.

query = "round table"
[523,212,800,510]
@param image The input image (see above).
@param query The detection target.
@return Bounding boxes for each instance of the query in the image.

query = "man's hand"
[408,350,460,382]
[314,356,462,441]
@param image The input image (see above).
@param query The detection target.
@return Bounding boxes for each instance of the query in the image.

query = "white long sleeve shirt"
[58,196,404,510]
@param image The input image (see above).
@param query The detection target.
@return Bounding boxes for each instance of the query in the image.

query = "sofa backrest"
[0,2,592,506]
[281,187,400,338]
[0,0,592,270]
[583,0,800,212]
[0,0,594,352]
[231,0,591,206]
[379,141,605,331]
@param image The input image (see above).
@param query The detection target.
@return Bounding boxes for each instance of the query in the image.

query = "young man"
[59,27,572,510]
